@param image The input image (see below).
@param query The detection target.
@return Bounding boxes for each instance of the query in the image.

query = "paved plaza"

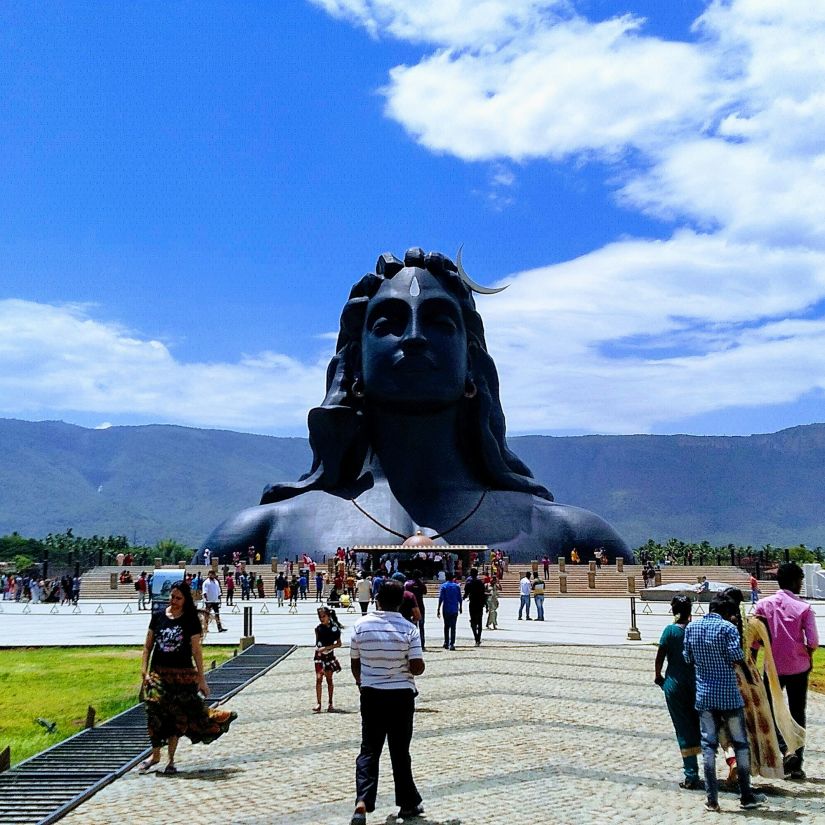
[51,639,824,825]
[2,598,824,824]
[3,595,824,648]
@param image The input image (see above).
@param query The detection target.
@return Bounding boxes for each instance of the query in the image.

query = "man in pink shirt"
[755,562,819,779]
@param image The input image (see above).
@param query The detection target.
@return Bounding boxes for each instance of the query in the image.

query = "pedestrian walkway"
[57,641,823,825]
[2,596,823,648]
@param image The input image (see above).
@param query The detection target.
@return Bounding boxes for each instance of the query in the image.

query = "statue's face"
[361,267,468,408]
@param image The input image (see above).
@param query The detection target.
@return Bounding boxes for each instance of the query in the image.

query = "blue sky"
[2,1,825,437]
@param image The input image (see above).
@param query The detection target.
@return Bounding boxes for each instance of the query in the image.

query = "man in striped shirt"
[350,580,425,825]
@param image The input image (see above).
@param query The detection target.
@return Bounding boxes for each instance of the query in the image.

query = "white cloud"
[0,300,328,431]
[482,232,825,432]
[383,17,715,161]
[306,1,825,433]
[308,0,572,47]
[6,3,825,437]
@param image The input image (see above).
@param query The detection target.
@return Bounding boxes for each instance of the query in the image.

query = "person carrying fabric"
[138,580,237,775]
[683,595,762,812]
[715,586,801,785]
[654,595,701,790]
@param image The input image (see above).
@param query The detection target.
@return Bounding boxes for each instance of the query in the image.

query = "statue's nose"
[401,311,426,350]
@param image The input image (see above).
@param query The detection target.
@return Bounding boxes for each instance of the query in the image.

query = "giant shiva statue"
[200,248,630,563]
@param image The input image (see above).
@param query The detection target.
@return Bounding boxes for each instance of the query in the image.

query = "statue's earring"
[352,376,365,398]
[464,377,478,399]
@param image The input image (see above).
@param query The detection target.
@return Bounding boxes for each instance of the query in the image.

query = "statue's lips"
[392,353,437,372]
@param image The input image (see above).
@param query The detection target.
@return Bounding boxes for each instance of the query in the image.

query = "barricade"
[241,605,255,650]
[627,597,641,640]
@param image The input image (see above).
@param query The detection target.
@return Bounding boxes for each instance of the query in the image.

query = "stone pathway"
[60,642,824,825]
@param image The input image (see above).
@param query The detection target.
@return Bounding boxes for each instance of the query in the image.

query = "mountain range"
[1,417,823,549]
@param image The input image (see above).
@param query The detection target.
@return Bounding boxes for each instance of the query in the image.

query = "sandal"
[138,758,159,774]
[313,704,322,714]
[327,704,335,713]
[159,764,178,775]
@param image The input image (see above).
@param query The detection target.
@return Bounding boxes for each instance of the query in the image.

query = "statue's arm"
[535,499,632,561]
[200,505,275,559]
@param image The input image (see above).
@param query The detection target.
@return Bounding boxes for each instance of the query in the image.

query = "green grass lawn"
[811,647,824,695]
[0,646,237,766]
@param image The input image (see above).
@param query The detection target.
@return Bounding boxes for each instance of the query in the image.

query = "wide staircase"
[77,563,780,601]
[77,564,286,601]
[492,564,780,599]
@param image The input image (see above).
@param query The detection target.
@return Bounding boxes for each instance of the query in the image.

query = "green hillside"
[1,418,824,548]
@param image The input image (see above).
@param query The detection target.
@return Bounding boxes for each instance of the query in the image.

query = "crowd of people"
[105,543,820,822]
[654,562,818,812]
[0,571,80,603]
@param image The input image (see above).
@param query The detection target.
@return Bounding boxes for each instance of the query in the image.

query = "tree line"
[0,529,192,575]
[2,530,824,576]
[634,537,824,570]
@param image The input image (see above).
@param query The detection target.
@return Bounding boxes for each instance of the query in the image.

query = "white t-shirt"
[202,578,222,602]
[355,579,372,601]
[350,610,422,690]
[520,576,532,596]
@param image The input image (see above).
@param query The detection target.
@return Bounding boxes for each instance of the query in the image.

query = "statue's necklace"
[350,489,489,541]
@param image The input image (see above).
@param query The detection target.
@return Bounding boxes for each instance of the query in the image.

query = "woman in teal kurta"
[654,595,701,789]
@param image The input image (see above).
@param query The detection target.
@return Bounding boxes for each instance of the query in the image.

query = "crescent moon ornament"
[455,245,509,295]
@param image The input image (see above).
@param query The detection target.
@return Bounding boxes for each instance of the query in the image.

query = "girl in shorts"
[313,605,342,713]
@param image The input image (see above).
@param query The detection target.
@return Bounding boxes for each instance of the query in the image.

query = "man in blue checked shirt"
[683,596,763,812]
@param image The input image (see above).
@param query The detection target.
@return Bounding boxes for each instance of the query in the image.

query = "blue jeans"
[442,612,458,647]
[699,708,752,805]
[519,594,531,619]
[534,595,545,621]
